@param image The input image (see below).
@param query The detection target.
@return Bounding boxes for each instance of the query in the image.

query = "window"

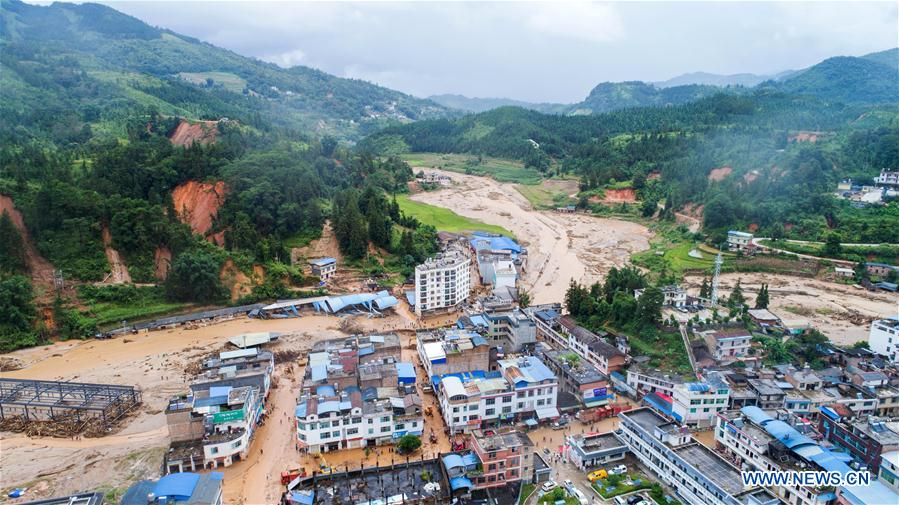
[347,428,358,435]
[486,408,495,416]
[453,407,460,413]
[502,407,512,414]
[453,417,460,423]
[395,423,405,430]
[368,428,374,435]
[333,431,340,438]
[486,398,496,405]
[352,417,362,424]
[211,447,219,454]
[503,396,512,403]
[232,440,241,449]
[381,416,391,422]
[537,399,545,406]
[381,426,390,433]
[517,392,525,398]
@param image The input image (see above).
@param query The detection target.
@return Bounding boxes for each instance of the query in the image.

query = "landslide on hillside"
[0,195,56,298]
[171,181,227,237]
[168,119,220,147]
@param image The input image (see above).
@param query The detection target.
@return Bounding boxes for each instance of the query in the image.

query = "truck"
[280,468,306,485]
[575,404,630,423]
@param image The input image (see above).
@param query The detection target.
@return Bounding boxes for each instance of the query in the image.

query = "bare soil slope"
[0,195,56,298]
[171,180,227,237]
[168,119,220,147]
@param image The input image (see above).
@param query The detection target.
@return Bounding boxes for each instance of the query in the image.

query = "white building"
[727,230,754,252]
[414,250,471,316]
[491,260,517,290]
[436,356,558,434]
[309,257,337,280]
[703,328,753,361]
[634,285,687,308]
[618,408,776,505]
[670,379,730,428]
[625,367,684,398]
[881,450,899,494]
[875,169,899,187]
[295,393,423,453]
[869,316,899,364]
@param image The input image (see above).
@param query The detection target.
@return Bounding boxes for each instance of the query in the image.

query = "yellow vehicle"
[587,469,608,482]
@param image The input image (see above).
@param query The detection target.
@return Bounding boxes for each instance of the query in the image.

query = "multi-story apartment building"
[618,407,776,505]
[703,328,753,361]
[541,348,614,408]
[531,310,626,375]
[625,366,686,398]
[469,427,534,488]
[166,384,262,471]
[671,378,730,428]
[414,249,471,316]
[746,379,786,410]
[417,328,490,378]
[817,412,899,475]
[295,391,423,453]
[436,356,558,434]
[868,316,899,363]
[482,308,536,353]
[716,407,899,505]
[880,451,899,494]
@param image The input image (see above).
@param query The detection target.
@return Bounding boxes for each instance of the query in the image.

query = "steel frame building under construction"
[0,378,141,426]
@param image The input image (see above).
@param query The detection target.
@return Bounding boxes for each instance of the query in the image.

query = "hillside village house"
[875,169,899,187]
[468,427,535,488]
[541,348,614,408]
[727,230,754,252]
[634,285,687,308]
[309,257,337,280]
[702,327,753,361]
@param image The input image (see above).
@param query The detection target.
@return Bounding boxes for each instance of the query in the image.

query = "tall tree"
[699,278,711,299]
[727,278,746,308]
[755,283,770,309]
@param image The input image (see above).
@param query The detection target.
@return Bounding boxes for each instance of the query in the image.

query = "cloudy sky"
[101,1,897,103]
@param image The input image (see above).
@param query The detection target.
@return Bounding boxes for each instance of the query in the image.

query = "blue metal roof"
[462,453,480,466]
[362,387,377,402]
[311,365,328,382]
[396,362,416,379]
[470,234,522,253]
[765,420,815,449]
[295,402,307,418]
[374,296,398,309]
[686,382,710,392]
[316,385,336,397]
[405,290,416,306]
[469,314,489,327]
[741,406,774,426]
[471,335,488,347]
[449,476,473,491]
[358,346,375,356]
[290,490,315,505]
[152,473,199,500]
[317,400,340,415]
[442,454,464,469]
[310,258,336,266]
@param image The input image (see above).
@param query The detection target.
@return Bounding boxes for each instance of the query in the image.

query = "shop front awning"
[536,407,560,420]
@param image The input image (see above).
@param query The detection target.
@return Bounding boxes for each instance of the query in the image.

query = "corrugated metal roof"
[442,376,466,398]
[396,362,415,379]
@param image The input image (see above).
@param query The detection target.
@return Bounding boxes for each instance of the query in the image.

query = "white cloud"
[525,2,624,43]
[262,48,306,68]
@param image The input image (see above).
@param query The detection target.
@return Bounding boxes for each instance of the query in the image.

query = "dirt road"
[684,273,898,345]
[410,170,652,304]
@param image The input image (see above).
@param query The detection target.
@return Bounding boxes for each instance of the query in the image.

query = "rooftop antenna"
[710,250,723,306]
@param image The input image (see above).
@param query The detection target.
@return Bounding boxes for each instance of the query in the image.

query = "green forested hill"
[0,0,450,143]
[363,55,899,246]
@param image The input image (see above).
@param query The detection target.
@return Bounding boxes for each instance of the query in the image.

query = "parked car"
[563,480,574,493]
[587,469,608,482]
[541,480,557,493]
[609,464,628,475]
[627,495,646,505]
[614,497,628,505]
[570,487,589,505]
